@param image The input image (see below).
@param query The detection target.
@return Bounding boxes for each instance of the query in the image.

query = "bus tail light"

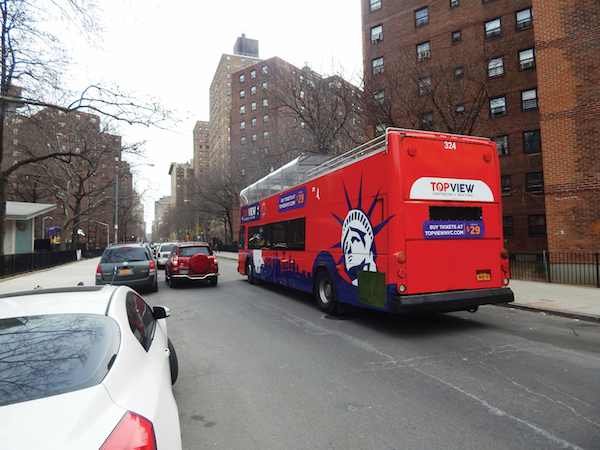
[395,251,407,264]
[500,249,510,285]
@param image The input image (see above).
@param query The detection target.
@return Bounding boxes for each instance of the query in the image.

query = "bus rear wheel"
[316,271,337,314]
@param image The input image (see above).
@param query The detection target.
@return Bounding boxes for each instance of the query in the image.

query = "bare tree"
[362,52,497,138]
[269,63,365,157]
[0,0,171,254]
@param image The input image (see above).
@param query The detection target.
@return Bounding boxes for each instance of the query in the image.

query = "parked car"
[165,242,219,288]
[156,242,178,268]
[96,243,158,292]
[0,285,181,449]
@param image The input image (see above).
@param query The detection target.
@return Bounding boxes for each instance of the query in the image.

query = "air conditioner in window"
[520,60,535,70]
[371,33,383,44]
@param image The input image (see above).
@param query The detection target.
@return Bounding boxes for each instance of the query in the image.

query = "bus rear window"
[429,206,482,221]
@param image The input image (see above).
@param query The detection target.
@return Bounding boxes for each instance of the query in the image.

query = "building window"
[372,57,384,74]
[519,48,536,70]
[501,175,511,195]
[262,65,268,74]
[421,112,434,130]
[455,104,465,116]
[252,134,257,142]
[488,57,504,78]
[371,24,383,43]
[490,96,507,117]
[262,81,268,89]
[516,8,533,31]
[526,172,544,193]
[251,86,257,95]
[250,70,256,79]
[263,114,269,123]
[485,18,501,39]
[262,98,268,107]
[370,0,381,11]
[263,131,269,140]
[239,74,245,83]
[493,135,509,155]
[521,88,538,110]
[251,118,257,127]
[240,121,245,130]
[523,130,542,153]
[454,67,464,78]
[450,0,459,6]
[452,30,461,44]
[418,77,432,96]
[503,216,514,237]
[240,90,245,98]
[240,136,246,145]
[240,105,245,114]
[416,41,430,61]
[415,7,429,27]
[528,215,546,237]
[251,101,257,111]
[373,90,385,106]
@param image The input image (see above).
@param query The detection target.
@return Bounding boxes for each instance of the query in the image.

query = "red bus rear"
[238,128,513,314]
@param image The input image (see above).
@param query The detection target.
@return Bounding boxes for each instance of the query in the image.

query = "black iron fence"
[0,251,78,279]
[510,251,600,288]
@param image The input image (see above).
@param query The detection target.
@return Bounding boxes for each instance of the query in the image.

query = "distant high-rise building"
[193,120,210,178]
[208,35,263,172]
[234,33,259,58]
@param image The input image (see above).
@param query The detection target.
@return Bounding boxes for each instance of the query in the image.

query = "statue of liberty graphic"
[332,177,394,286]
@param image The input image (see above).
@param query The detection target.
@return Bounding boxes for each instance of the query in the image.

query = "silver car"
[96,243,158,292]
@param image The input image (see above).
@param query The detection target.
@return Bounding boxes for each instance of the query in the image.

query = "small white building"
[4,202,56,255]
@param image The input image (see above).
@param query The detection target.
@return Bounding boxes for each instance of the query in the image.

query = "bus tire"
[246,259,256,284]
[315,270,337,314]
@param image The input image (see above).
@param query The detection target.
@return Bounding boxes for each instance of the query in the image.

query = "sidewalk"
[217,251,599,323]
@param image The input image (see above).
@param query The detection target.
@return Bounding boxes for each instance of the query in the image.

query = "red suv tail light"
[100,412,157,450]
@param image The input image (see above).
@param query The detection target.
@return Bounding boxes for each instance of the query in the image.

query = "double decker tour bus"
[238,128,513,314]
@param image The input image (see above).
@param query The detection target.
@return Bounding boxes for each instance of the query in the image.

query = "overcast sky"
[67,0,363,230]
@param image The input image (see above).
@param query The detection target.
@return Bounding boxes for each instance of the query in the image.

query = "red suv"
[165,243,219,288]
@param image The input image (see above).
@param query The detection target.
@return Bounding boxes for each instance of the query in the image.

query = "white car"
[0,285,181,450]
[155,242,178,268]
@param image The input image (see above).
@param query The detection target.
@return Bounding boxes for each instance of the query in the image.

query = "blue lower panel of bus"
[389,287,514,314]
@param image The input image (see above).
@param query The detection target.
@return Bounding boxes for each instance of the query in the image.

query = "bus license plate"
[477,271,491,281]
[119,268,132,275]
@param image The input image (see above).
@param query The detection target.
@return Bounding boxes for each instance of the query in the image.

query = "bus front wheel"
[246,260,256,284]
[316,271,337,314]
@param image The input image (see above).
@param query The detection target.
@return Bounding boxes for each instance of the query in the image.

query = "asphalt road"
[142,258,600,450]
[2,258,598,449]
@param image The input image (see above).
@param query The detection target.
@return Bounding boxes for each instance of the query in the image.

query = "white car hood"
[0,384,126,450]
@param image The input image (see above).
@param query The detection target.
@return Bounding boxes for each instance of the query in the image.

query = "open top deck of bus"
[239,128,490,207]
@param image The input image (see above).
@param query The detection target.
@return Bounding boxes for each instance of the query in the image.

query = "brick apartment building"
[361,0,599,253]
[4,108,142,248]
[228,56,365,242]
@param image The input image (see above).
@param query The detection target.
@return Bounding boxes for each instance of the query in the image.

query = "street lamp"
[92,221,110,247]
[42,216,53,238]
